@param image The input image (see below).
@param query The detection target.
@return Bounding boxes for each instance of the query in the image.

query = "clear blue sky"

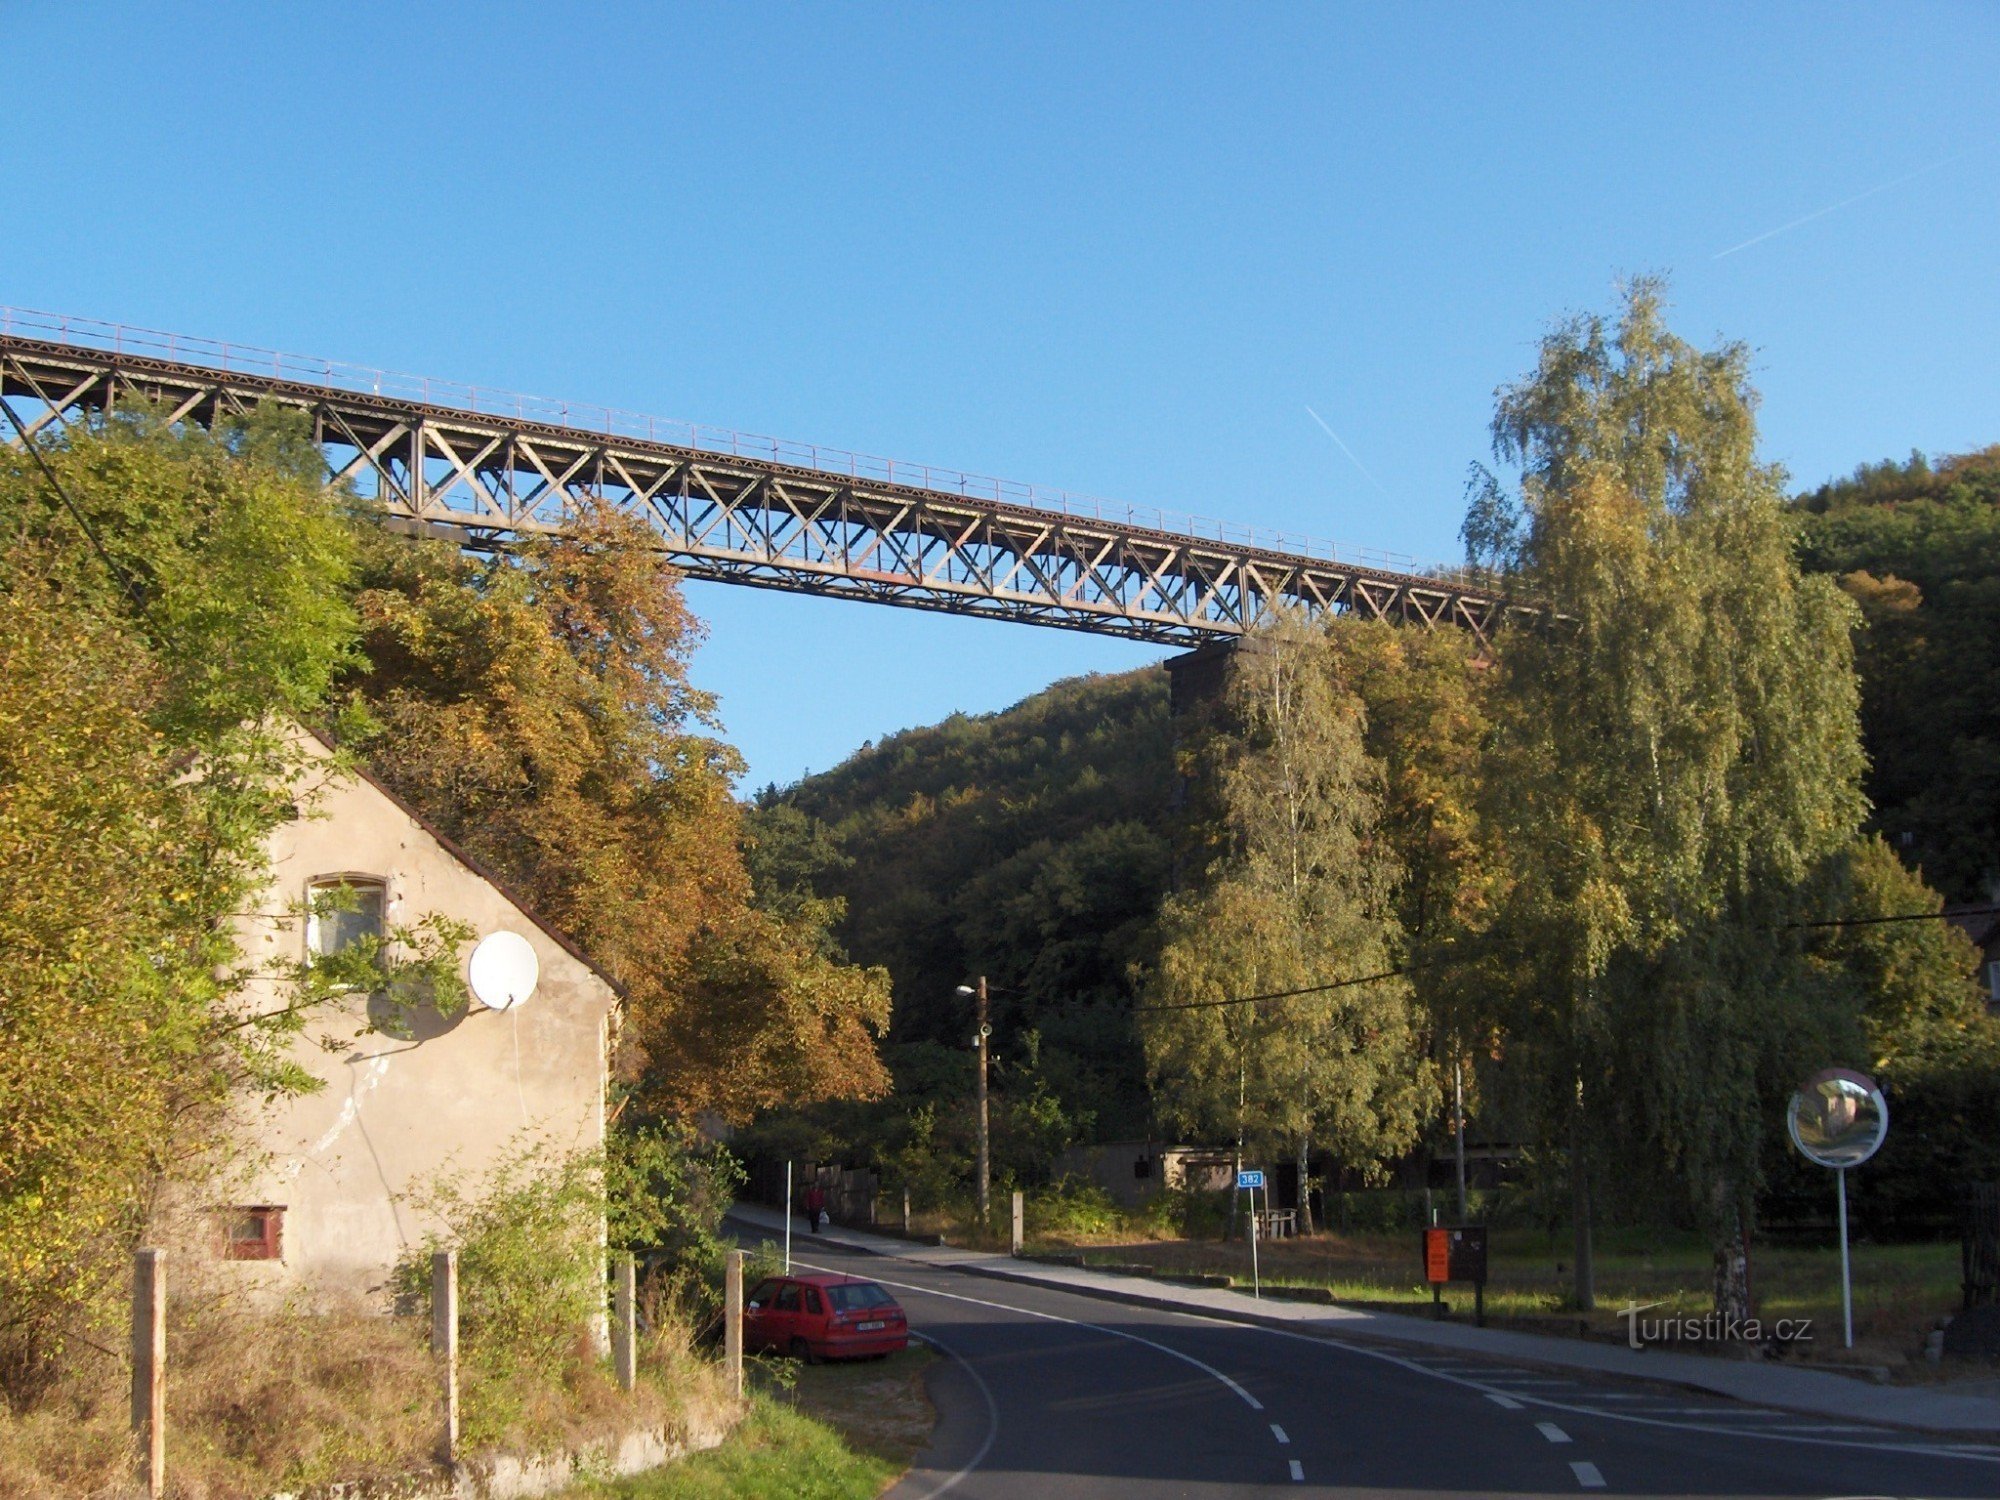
[7,4,1995,788]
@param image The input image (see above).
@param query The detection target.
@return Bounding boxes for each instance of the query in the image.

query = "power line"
[1783,905,1998,930]
[1,394,160,629]
[1117,906,1997,1017]
[1130,963,1417,1014]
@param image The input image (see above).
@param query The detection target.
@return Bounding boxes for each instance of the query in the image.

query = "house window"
[305,877,386,961]
[219,1205,284,1261]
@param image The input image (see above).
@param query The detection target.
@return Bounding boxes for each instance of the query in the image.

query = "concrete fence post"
[1011,1191,1025,1256]
[131,1248,165,1500]
[724,1250,744,1398]
[613,1253,637,1393]
[902,1187,912,1233]
[431,1250,459,1466]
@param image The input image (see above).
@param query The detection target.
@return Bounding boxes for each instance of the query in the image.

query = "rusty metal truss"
[0,314,1510,646]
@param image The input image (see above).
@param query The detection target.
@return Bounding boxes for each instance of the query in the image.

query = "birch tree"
[1466,280,1868,1313]
[1143,611,1430,1213]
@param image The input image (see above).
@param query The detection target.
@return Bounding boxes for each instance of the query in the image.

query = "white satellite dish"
[468,930,540,1012]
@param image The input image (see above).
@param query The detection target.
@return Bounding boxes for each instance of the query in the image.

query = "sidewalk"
[725,1202,2000,1437]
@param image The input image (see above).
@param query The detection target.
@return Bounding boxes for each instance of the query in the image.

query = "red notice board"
[1423,1226,1451,1284]
[1422,1225,1487,1285]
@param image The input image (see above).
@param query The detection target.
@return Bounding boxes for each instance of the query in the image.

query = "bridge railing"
[0,305,1494,590]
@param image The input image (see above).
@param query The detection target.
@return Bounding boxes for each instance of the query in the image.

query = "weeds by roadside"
[569,1399,895,1500]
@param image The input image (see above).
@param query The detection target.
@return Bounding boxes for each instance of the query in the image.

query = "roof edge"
[296,722,626,1001]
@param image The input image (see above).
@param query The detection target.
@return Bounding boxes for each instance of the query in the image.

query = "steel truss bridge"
[0,311,1509,646]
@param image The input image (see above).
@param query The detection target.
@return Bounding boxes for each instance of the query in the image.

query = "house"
[1946,903,2000,1015]
[219,730,619,1302]
[1052,1140,1236,1209]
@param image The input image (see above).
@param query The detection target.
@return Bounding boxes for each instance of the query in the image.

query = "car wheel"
[790,1336,819,1366]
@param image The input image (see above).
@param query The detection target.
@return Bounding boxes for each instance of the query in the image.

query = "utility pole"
[1454,1059,1468,1221]
[956,977,993,1226]
[975,976,991,1225]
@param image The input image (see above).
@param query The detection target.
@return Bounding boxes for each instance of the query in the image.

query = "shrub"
[393,1139,607,1448]
[611,1121,746,1299]
[1026,1177,1126,1240]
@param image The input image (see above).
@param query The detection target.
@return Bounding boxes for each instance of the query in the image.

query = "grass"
[570,1400,897,1500]
[780,1346,935,1470]
[568,1341,936,1499]
[1038,1223,1963,1368]
[0,1288,741,1500]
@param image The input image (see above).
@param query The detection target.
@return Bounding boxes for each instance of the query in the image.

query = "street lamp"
[955,978,992,1224]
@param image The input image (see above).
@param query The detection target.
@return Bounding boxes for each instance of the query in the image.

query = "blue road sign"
[1236,1170,1266,1190]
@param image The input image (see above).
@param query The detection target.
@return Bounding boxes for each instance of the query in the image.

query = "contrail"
[1305,405,1392,502]
[1712,147,1979,260]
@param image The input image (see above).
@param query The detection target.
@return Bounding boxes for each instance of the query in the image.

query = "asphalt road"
[770,1236,2000,1499]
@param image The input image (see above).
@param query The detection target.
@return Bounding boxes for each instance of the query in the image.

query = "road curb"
[723,1208,2000,1439]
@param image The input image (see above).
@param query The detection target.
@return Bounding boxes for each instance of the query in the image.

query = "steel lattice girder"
[0,336,1514,646]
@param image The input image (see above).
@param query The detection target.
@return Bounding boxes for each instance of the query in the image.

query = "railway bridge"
[0,309,1510,647]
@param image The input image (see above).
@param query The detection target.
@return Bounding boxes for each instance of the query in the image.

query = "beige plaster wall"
[227,743,617,1304]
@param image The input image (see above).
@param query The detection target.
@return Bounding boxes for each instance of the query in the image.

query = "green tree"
[1318,619,1495,1204]
[1465,281,1869,1313]
[0,407,362,1399]
[1142,611,1431,1210]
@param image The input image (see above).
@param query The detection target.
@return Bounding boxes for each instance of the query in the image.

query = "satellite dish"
[468,930,539,1012]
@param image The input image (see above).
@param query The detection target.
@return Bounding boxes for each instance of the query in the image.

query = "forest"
[1794,445,2000,904]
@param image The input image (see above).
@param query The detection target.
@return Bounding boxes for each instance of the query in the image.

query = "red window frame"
[219,1205,284,1261]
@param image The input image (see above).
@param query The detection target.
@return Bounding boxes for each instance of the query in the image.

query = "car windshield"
[825,1282,895,1312]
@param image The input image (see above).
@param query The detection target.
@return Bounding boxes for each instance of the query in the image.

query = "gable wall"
[227,752,617,1303]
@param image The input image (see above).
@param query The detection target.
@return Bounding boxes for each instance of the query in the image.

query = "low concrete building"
[220,732,619,1302]
[1947,904,2000,1015]
[1052,1141,1235,1210]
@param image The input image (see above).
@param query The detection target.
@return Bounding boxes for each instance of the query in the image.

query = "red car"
[743,1272,909,1362]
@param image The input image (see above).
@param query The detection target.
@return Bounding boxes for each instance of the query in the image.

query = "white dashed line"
[792,1248,2000,1471]
[1288,1459,1305,1482]
[1537,1421,1573,1444]
[1270,1423,1290,1444]
[1571,1460,1605,1488]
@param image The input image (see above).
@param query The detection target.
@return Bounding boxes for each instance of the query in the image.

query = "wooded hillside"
[1793,446,2000,903]
[759,668,1177,1146]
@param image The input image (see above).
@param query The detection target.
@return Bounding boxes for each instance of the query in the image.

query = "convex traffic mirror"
[1786,1067,1888,1170]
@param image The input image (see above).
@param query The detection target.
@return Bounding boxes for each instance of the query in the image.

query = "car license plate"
[857,1319,886,1331]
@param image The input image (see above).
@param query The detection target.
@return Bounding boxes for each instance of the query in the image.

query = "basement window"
[219,1206,284,1262]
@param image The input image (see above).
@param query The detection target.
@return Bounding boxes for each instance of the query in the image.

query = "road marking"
[1537,1422,1572,1444]
[1571,1460,1605,1488]
[787,1247,2000,1468]
[794,1258,1265,1411]
[1288,1459,1304,1481]
[1270,1423,1290,1444]
[1208,1319,2000,1466]
[899,1330,999,1500]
